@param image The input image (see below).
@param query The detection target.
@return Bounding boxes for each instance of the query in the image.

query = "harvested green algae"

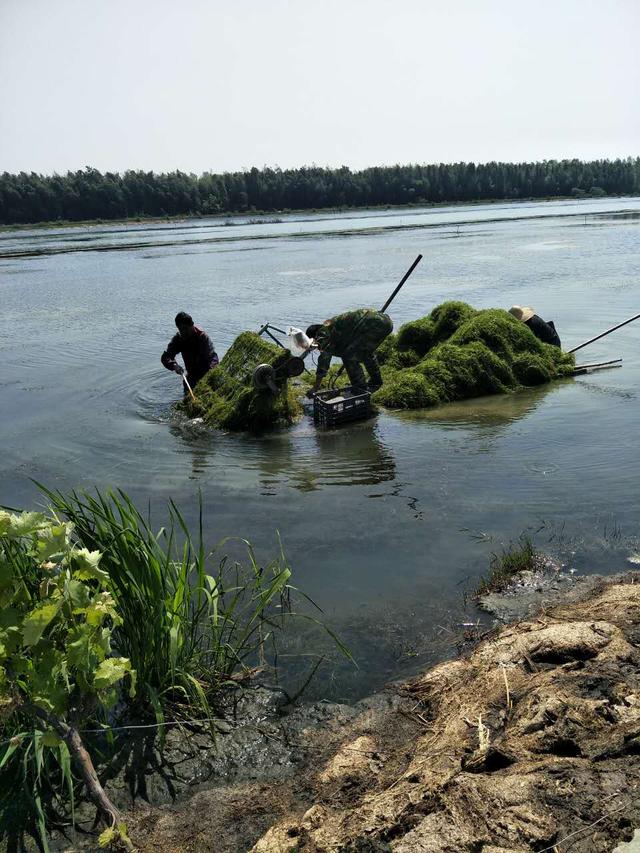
[180,332,303,430]
[373,301,575,410]
[180,302,575,429]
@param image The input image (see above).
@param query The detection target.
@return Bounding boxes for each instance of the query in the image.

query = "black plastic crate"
[313,386,372,428]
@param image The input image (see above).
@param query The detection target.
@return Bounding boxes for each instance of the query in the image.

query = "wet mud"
[42,571,640,852]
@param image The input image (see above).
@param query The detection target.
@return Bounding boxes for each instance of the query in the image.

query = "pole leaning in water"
[569,312,640,354]
[381,254,423,313]
[182,374,197,403]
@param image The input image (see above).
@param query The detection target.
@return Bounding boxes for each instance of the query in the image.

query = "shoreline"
[1,193,636,233]
[47,566,640,852]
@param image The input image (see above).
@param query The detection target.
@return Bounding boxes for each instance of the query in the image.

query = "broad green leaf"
[66,628,92,669]
[85,591,117,627]
[65,578,90,610]
[22,602,60,647]
[2,511,47,539]
[36,522,72,560]
[71,548,109,583]
[93,657,133,690]
[0,734,26,769]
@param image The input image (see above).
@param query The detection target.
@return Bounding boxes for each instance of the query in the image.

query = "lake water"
[2,197,640,699]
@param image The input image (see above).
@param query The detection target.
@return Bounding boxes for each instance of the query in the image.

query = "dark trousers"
[343,351,383,392]
[182,355,219,396]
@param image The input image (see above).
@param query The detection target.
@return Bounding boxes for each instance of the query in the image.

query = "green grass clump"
[474,538,539,597]
[396,317,436,356]
[430,300,478,340]
[183,331,303,430]
[372,302,575,411]
[374,371,440,409]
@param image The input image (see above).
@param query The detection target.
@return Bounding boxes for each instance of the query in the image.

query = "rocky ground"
[50,571,640,852]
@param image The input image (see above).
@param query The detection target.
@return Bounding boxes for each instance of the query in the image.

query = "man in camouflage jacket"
[306,308,393,396]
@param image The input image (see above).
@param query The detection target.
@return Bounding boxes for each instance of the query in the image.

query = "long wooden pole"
[569,312,640,353]
[182,374,197,403]
[381,254,423,312]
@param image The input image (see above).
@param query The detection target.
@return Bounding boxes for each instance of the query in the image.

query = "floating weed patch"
[374,302,574,410]
[181,331,303,430]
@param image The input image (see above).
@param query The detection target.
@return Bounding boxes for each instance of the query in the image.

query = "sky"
[1,0,638,176]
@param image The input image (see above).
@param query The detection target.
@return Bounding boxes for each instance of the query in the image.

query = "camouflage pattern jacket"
[315,309,392,379]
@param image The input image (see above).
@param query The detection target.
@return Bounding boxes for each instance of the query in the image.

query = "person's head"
[175,311,195,338]
[306,323,322,341]
[509,305,535,322]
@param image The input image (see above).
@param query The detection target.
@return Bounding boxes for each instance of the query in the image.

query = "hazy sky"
[1,0,638,175]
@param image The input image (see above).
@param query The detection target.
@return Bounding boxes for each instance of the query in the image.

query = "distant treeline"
[1,158,639,225]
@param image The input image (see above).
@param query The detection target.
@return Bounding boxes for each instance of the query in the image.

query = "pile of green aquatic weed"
[374,301,575,410]
[182,331,303,430]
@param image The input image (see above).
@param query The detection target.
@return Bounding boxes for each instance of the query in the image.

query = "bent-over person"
[161,311,219,394]
[509,305,561,348]
[306,308,393,397]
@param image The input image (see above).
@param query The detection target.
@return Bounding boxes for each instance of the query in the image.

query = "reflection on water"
[398,381,566,431]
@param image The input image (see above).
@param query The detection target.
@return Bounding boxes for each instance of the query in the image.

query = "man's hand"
[174,365,184,376]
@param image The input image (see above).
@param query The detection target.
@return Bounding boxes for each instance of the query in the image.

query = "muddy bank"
[113,572,640,853]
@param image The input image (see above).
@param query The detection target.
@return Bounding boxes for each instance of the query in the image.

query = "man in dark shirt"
[305,308,393,396]
[509,305,561,348]
[161,312,219,393]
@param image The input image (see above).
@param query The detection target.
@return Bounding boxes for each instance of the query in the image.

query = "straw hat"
[509,305,535,322]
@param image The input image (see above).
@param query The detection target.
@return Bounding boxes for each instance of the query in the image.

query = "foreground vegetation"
[1,157,638,224]
[0,489,347,850]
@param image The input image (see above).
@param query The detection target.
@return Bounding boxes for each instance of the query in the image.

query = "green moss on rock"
[182,332,303,430]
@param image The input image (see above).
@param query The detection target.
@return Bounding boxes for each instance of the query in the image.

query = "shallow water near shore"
[2,197,640,699]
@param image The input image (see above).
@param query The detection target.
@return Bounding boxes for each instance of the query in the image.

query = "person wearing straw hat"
[509,305,561,348]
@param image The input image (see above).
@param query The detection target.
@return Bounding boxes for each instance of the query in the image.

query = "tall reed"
[39,486,346,719]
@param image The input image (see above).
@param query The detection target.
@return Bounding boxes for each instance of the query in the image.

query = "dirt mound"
[245,575,640,852]
[374,301,575,410]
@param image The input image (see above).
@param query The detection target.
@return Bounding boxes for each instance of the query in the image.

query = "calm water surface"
[2,198,640,697]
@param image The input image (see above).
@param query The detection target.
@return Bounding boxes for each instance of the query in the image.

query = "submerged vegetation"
[2,157,639,224]
[373,302,575,410]
[183,331,303,430]
[1,488,347,849]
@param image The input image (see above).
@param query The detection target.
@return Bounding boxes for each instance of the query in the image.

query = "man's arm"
[307,352,331,397]
[161,334,183,373]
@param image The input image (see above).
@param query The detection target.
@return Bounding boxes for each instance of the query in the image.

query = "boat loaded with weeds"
[0,487,350,851]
